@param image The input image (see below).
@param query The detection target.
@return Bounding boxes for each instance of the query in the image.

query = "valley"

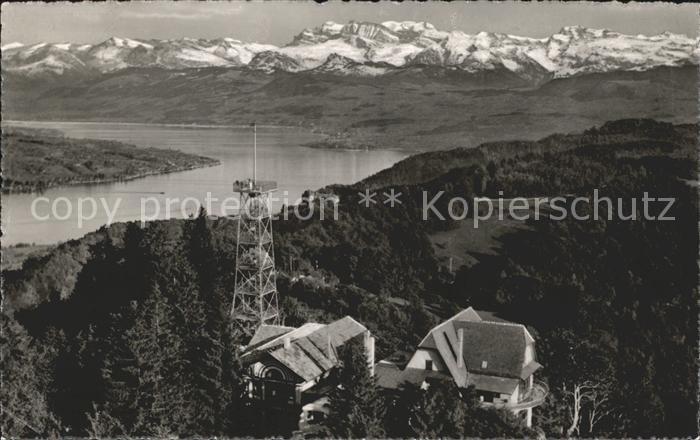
[3,20,697,152]
[2,65,696,151]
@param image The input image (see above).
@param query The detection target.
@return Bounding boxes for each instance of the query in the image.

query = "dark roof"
[415,307,541,384]
[304,317,367,358]
[374,362,403,389]
[378,307,542,394]
[455,320,527,378]
[468,373,520,394]
[244,316,367,382]
[420,333,438,350]
[248,324,295,349]
[473,309,512,324]
[381,350,414,370]
[375,363,447,390]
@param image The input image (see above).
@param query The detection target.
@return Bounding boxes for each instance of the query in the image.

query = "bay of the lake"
[2,122,408,246]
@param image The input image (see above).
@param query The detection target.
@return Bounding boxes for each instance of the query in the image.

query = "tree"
[390,380,531,438]
[323,338,385,438]
[586,381,614,434]
[407,379,467,438]
[182,208,227,434]
[218,325,246,436]
[98,308,139,435]
[1,315,54,437]
[563,379,616,438]
[487,160,497,179]
[115,216,235,436]
[85,403,125,439]
[128,281,179,435]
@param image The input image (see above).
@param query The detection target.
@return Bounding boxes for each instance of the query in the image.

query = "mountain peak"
[340,21,399,43]
[555,25,610,39]
[320,52,356,67]
[3,22,697,78]
[381,20,436,34]
[321,21,344,35]
[249,50,304,73]
[2,42,24,51]
[100,37,153,49]
[313,52,389,76]
[105,36,126,45]
[291,20,400,46]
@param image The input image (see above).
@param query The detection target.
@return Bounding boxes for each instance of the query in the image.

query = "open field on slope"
[429,216,531,270]
[2,65,695,152]
[1,244,54,271]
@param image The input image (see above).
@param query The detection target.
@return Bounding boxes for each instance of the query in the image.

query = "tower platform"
[233,180,278,194]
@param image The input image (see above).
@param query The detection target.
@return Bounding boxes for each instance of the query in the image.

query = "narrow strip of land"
[2,126,220,194]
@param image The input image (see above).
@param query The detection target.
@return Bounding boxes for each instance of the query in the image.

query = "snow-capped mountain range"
[3,21,698,79]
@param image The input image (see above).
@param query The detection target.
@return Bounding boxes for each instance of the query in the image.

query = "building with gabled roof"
[375,307,547,427]
[241,316,375,408]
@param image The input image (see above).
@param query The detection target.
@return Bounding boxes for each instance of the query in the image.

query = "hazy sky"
[2,1,698,46]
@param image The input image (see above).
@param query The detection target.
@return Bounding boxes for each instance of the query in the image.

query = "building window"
[479,392,497,403]
[263,366,285,381]
[425,360,433,370]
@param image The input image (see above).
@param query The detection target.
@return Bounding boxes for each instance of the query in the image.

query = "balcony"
[486,380,548,411]
[509,380,548,410]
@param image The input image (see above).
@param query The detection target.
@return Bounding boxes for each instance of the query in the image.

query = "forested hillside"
[2,119,697,437]
[1,127,219,193]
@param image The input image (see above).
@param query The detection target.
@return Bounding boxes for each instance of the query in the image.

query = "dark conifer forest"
[2,119,697,437]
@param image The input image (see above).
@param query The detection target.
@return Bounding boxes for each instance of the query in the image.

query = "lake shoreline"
[2,119,306,130]
[3,121,408,247]
[2,161,221,195]
[2,126,222,194]
[304,137,417,153]
[3,119,416,153]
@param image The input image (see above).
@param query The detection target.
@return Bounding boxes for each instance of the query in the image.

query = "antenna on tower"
[230,122,280,337]
[242,122,259,184]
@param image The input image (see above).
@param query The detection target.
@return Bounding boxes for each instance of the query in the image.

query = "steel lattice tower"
[230,123,280,336]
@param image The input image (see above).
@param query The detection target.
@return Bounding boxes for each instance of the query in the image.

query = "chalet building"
[375,307,547,427]
[240,316,374,409]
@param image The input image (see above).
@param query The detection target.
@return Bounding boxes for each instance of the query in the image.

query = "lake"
[2,121,409,246]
